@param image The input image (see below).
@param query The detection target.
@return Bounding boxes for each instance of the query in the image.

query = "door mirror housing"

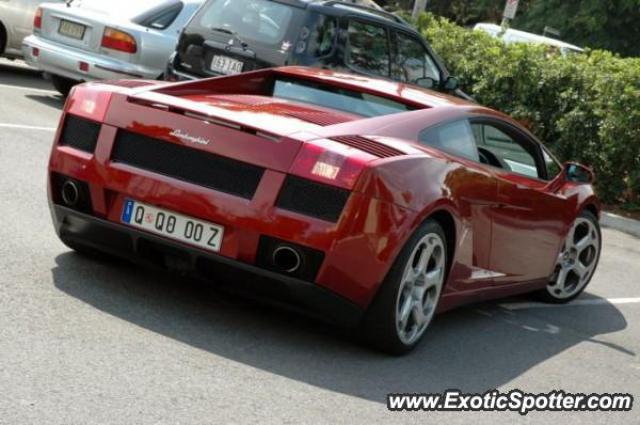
[416,76,459,91]
[443,75,459,91]
[545,162,594,192]
[565,162,594,184]
[416,76,437,89]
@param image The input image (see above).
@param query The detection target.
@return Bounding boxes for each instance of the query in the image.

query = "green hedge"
[413,13,640,204]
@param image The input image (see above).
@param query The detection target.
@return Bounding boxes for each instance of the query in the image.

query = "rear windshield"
[272,78,416,117]
[196,0,300,47]
[74,0,162,18]
[133,0,183,29]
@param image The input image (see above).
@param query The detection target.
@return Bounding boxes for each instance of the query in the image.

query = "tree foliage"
[412,12,640,203]
[515,0,640,57]
[386,0,640,57]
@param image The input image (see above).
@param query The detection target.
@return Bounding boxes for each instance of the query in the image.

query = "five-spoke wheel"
[396,233,446,346]
[541,210,601,302]
[362,219,448,354]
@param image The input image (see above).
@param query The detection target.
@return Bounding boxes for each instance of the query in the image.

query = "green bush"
[413,13,640,204]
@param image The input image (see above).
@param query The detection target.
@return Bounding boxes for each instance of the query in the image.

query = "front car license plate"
[58,20,86,40]
[121,200,224,252]
[210,55,244,75]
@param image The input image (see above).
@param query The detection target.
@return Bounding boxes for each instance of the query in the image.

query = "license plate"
[121,200,224,252]
[58,20,86,40]
[210,55,244,75]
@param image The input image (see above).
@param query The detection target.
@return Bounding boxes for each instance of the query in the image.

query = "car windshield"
[197,0,298,46]
[272,78,415,117]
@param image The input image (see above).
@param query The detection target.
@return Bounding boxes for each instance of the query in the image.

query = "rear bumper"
[22,34,160,81]
[165,53,198,82]
[51,204,365,328]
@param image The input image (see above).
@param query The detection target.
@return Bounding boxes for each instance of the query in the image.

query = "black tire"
[534,210,601,303]
[50,75,78,97]
[0,23,6,55]
[361,220,448,355]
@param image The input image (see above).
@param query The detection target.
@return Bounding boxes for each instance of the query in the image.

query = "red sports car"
[48,67,601,353]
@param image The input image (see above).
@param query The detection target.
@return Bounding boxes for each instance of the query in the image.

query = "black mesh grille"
[111,130,265,199]
[59,114,101,153]
[276,176,350,222]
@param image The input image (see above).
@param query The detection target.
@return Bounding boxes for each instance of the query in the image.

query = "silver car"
[22,0,202,95]
[0,0,64,59]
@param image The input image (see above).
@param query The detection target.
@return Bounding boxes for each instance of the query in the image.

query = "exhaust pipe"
[61,180,79,206]
[272,245,302,273]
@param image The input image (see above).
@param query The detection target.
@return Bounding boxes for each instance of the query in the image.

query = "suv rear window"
[197,0,297,46]
[272,78,414,117]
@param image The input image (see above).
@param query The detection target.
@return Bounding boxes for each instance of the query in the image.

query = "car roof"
[275,0,408,26]
[47,0,188,19]
[474,23,584,52]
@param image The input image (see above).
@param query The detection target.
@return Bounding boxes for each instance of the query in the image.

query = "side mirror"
[545,162,594,193]
[443,76,459,91]
[416,77,437,89]
[565,162,594,184]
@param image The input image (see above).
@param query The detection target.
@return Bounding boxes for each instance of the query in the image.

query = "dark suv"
[166,0,462,94]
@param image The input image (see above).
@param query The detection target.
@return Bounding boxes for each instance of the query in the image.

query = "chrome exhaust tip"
[61,180,79,207]
[272,245,302,273]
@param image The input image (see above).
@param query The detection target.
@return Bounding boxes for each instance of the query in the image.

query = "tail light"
[101,27,137,54]
[289,139,374,190]
[34,7,42,30]
[65,83,114,122]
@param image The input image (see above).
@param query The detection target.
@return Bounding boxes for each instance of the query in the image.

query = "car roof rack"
[322,1,410,26]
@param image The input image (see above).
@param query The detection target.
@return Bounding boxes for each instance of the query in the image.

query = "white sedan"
[474,23,584,55]
[22,0,203,95]
[0,0,65,59]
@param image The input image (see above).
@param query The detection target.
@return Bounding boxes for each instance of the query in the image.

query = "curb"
[600,212,640,238]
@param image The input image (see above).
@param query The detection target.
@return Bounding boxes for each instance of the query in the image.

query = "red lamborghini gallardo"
[48,67,601,353]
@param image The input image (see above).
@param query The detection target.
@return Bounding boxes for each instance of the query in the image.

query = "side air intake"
[331,135,403,158]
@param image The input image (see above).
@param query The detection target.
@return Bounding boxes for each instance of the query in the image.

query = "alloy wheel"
[395,232,446,345]
[547,217,600,299]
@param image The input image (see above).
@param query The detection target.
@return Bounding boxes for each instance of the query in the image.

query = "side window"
[345,20,390,77]
[303,15,337,57]
[543,148,562,179]
[138,3,183,30]
[392,32,440,85]
[419,120,479,162]
[472,123,542,179]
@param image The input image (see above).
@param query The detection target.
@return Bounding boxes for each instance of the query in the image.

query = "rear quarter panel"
[356,153,498,305]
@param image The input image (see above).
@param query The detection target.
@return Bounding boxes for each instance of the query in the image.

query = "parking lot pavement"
[0,59,638,425]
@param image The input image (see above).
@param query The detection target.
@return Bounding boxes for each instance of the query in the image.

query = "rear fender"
[357,155,462,272]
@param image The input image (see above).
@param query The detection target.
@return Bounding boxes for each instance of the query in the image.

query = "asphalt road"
[0,59,639,425]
